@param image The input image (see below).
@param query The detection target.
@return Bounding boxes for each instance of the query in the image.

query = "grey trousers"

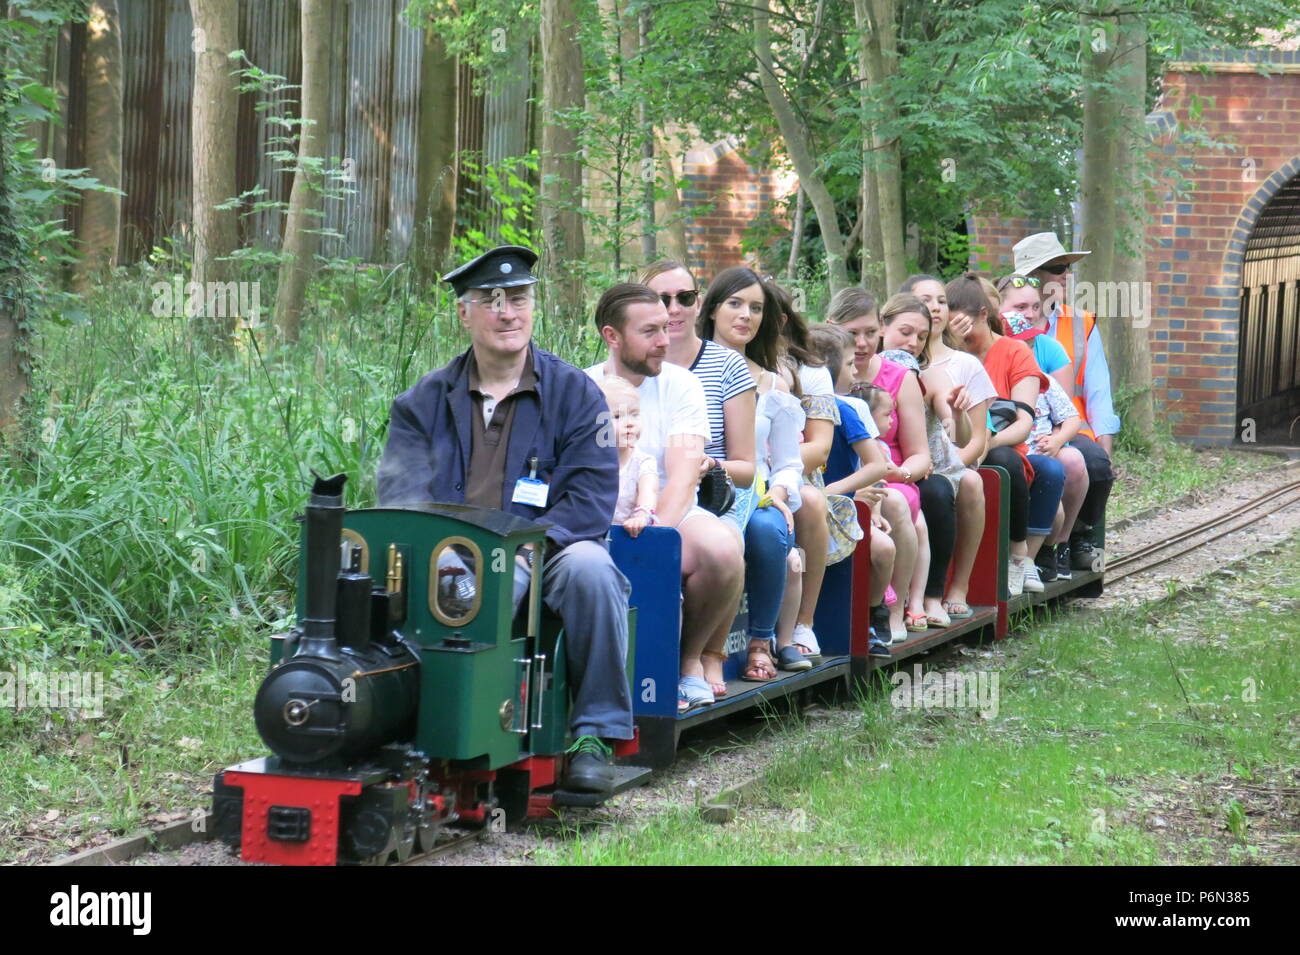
[511,540,634,741]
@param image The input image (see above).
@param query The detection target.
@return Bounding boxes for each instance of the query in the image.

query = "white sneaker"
[1007,558,1025,597]
[1022,560,1044,593]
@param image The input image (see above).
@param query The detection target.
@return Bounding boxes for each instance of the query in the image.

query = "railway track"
[1103,477,1300,583]
[48,477,1300,867]
[395,828,484,866]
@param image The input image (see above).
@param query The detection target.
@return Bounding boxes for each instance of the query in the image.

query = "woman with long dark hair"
[698,267,806,679]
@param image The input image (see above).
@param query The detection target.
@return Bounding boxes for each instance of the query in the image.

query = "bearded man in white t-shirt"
[586,283,745,712]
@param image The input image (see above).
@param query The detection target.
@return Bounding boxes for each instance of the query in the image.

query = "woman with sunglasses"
[946,272,1065,597]
[898,275,995,620]
[641,260,757,497]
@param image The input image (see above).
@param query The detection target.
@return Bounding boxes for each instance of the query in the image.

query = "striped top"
[678,340,756,460]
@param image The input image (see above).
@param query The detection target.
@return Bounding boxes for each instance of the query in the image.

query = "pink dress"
[871,357,920,520]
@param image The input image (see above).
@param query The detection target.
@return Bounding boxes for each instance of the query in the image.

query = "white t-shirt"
[798,364,835,398]
[586,360,710,482]
[929,349,998,405]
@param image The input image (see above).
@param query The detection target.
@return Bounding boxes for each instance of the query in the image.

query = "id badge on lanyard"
[512,455,549,507]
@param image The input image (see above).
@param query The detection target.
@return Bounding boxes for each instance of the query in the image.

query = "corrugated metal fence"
[106,0,515,265]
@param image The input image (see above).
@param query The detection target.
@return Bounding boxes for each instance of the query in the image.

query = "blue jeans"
[743,505,793,641]
[1025,454,1066,538]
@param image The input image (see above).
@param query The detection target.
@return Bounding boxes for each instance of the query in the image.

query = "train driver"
[376,245,634,795]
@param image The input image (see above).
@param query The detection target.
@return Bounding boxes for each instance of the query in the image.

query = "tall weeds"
[1,262,610,651]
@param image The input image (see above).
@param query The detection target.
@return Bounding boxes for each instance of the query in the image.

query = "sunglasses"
[998,275,1041,291]
[1039,262,1070,276]
[660,291,698,309]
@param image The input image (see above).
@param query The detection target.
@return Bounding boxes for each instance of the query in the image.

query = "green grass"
[542,538,1300,865]
[0,620,265,861]
[0,262,610,861]
[1109,439,1263,524]
[0,265,1289,863]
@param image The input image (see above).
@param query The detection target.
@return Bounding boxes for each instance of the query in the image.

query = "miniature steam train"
[212,467,1104,865]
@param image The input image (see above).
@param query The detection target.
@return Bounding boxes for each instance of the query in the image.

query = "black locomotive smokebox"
[254,660,350,764]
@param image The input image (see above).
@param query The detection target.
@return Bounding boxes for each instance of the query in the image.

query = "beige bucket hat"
[1012,232,1091,276]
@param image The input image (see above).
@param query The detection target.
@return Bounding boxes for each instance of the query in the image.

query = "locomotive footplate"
[551,765,654,807]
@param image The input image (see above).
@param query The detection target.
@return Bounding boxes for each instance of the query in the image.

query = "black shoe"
[871,604,891,644]
[869,639,893,659]
[1035,544,1058,582]
[562,736,614,794]
[1055,542,1073,579]
[1071,537,1099,572]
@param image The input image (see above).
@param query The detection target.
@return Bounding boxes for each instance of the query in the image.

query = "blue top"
[1045,304,1121,437]
[1030,335,1069,376]
[825,398,873,485]
[376,343,619,551]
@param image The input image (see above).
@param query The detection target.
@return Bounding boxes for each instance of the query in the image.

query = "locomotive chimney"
[296,472,348,660]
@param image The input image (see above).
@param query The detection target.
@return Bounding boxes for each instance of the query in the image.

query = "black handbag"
[696,464,736,516]
[988,398,1035,433]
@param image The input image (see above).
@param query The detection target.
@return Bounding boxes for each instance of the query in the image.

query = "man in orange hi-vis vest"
[1013,232,1118,574]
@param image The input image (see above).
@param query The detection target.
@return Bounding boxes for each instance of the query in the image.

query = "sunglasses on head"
[998,275,1041,291]
[1039,262,1070,276]
[660,290,698,308]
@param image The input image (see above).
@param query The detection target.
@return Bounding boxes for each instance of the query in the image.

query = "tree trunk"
[1078,11,1152,441]
[0,58,29,445]
[273,0,331,344]
[753,0,849,294]
[413,22,457,287]
[653,130,688,263]
[540,0,586,317]
[855,0,905,293]
[72,1,122,292]
[786,185,805,280]
[638,10,655,263]
[189,0,240,349]
[860,157,886,290]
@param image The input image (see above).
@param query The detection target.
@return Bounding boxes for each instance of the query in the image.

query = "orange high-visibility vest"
[1053,304,1096,440]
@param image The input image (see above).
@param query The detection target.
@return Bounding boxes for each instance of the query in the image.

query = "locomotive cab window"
[430,537,484,627]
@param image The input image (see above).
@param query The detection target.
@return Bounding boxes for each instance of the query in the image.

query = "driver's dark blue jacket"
[377,343,618,551]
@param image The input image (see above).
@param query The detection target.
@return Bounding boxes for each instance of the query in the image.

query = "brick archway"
[1221,156,1300,288]
[1141,51,1300,445]
[1228,159,1300,436]
[968,51,1300,445]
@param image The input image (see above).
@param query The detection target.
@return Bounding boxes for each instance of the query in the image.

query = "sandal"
[905,610,929,632]
[701,650,729,699]
[741,642,777,682]
[943,599,974,620]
